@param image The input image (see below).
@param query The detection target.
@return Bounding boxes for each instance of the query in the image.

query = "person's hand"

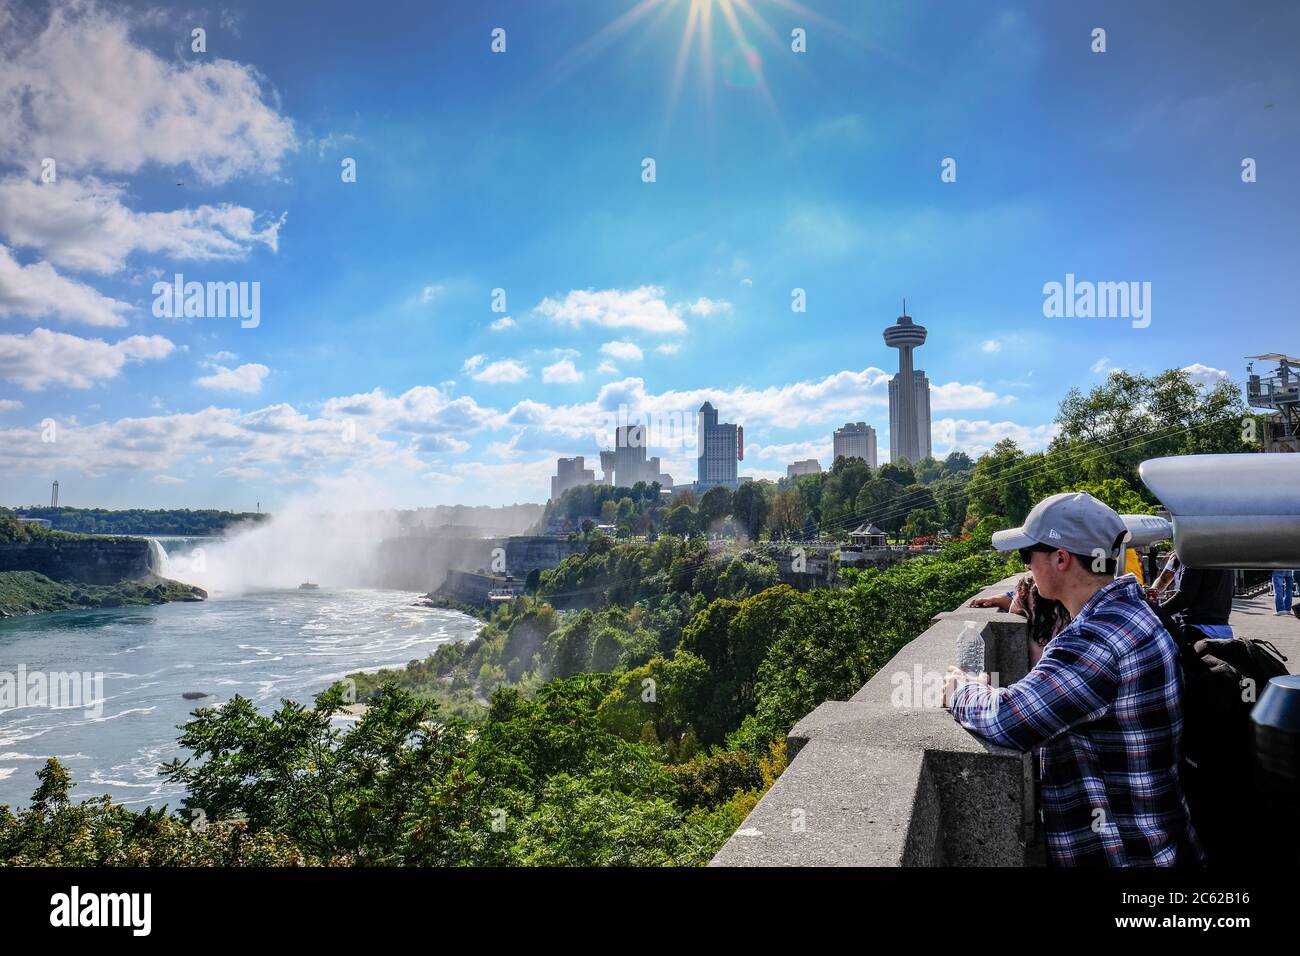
[969,593,1011,611]
[943,666,990,707]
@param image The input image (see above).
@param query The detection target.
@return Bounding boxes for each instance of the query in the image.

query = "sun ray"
[542,0,671,87]
[764,0,919,72]
[716,0,787,139]
[697,0,715,132]
[662,0,704,138]
[730,0,784,48]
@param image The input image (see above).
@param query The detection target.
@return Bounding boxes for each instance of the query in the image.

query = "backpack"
[1172,628,1289,865]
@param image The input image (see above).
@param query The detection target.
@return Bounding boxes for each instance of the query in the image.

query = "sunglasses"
[1018,544,1056,564]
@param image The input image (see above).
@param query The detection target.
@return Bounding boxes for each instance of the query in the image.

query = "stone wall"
[372,535,503,591]
[503,536,586,581]
[437,569,515,607]
[710,575,1043,867]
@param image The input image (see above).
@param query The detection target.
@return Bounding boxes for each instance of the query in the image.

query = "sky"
[0,0,1296,511]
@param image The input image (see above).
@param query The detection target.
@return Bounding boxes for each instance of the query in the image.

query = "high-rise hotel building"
[883,309,932,463]
[696,402,742,491]
[832,422,878,468]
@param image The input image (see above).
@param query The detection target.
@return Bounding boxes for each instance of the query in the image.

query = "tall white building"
[883,309,931,463]
[887,369,932,463]
[550,456,595,500]
[602,425,674,489]
[832,422,878,468]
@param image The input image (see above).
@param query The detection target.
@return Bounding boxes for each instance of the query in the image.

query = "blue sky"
[1,0,1296,510]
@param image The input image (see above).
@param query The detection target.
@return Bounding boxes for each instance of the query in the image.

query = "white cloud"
[472,359,529,384]
[930,381,1015,410]
[931,418,1059,456]
[536,286,688,334]
[600,340,644,362]
[596,361,619,376]
[686,297,732,316]
[451,456,561,491]
[195,362,270,394]
[0,399,23,413]
[411,434,470,455]
[1182,363,1229,389]
[462,354,486,373]
[152,474,184,485]
[0,1,296,184]
[308,132,357,160]
[0,176,284,275]
[490,317,516,331]
[0,327,173,391]
[420,284,444,303]
[322,386,497,435]
[0,244,132,326]
[655,343,681,356]
[486,369,1014,460]
[542,360,582,384]
[420,470,465,484]
[746,436,830,464]
[208,351,238,362]
[1090,357,1112,375]
[980,339,1001,353]
[0,383,502,483]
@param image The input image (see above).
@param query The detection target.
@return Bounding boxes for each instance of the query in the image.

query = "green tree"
[1051,368,1252,492]
[768,488,807,540]
[878,461,916,486]
[854,477,905,534]
[698,486,733,533]
[820,459,873,535]
[663,505,699,537]
[967,439,1034,525]
[731,482,769,540]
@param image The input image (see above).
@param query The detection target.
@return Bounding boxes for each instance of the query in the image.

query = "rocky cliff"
[0,537,155,585]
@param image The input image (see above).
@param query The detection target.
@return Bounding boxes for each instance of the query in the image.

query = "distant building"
[601,425,674,490]
[833,422,878,468]
[15,516,53,530]
[598,449,616,485]
[883,308,931,463]
[849,522,888,547]
[550,456,596,501]
[787,458,823,478]
[696,402,743,491]
[887,369,932,463]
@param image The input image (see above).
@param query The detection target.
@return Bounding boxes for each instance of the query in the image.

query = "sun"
[546,0,842,138]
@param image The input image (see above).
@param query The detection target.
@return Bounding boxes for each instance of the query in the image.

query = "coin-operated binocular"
[1138,453,1300,568]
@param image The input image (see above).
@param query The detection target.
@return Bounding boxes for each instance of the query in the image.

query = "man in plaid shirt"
[944,492,1200,867]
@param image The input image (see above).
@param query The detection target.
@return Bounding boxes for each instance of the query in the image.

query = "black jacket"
[1159,567,1234,626]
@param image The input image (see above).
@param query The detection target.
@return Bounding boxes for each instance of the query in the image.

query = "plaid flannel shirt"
[948,576,1199,866]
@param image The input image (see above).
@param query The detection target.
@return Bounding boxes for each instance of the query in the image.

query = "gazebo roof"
[851,522,886,536]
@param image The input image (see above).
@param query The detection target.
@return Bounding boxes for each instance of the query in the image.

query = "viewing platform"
[711,578,1300,867]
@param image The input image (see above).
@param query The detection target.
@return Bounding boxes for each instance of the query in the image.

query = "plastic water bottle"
[955,620,985,674]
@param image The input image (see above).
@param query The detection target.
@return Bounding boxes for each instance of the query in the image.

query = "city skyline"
[1,0,1295,510]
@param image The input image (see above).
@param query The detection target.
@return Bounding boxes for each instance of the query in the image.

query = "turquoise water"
[0,584,479,810]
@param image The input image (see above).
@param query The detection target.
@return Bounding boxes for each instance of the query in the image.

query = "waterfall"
[146,538,169,576]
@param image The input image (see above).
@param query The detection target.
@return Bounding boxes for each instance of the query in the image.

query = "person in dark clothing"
[1155,551,1235,642]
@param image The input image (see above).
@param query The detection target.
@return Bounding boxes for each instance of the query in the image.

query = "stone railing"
[710,575,1044,867]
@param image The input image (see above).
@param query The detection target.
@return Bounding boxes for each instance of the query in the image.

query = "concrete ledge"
[711,575,1041,867]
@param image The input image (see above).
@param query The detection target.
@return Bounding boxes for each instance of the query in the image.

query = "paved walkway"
[1231,591,1300,675]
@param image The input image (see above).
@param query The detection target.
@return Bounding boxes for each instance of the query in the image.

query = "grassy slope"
[0,571,206,618]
